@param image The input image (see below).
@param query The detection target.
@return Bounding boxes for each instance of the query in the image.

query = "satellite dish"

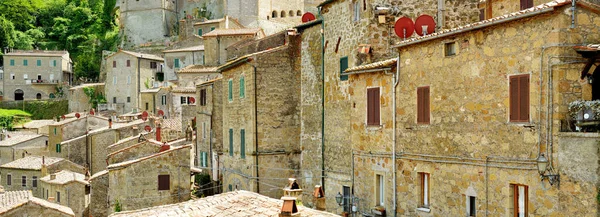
[189,97,196,104]
[301,12,316,23]
[394,17,415,39]
[157,110,165,117]
[144,125,152,132]
[414,15,436,36]
[61,115,66,120]
[142,111,148,121]
[75,113,81,119]
[90,109,95,115]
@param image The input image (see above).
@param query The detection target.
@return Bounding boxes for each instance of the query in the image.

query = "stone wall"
[0,135,49,165]
[1,169,44,197]
[106,142,161,165]
[2,201,74,217]
[195,79,223,172]
[106,145,191,215]
[2,54,69,101]
[119,0,177,47]
[227,32,287,60]
[69,84,105,113]
[89,172,109,217]
[204,35,257,67]
[164,51,205,82]
[40,181,88,217]
[61,135,87,166]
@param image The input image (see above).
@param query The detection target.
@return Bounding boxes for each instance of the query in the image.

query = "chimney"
[279,197,299,217]
[0,186,5,194]
[132,125,139,136]
[313,185,326,211]
[48,197,56,202]
[50,174,56,180]
[156,123,162,142]
[159,142,170,152]
[41,156,48,176]
[108,118,112,129]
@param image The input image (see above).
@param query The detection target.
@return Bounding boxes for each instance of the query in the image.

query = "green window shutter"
[239,77,245,98]
[240,129,245,159]
[198,29,203,36]
[202,152,207,167]
[228,80,233,101]
[228,184,232,191]
[23,60,28,66]
[56,144,61,153]
[229,129,233,156]
[340,57,348,81]
[54,128,57,135]
[37,60,41,66]
[10,60,14,66]
[174,59,180,68]
[210,27,215,31]
[53,60,57,67]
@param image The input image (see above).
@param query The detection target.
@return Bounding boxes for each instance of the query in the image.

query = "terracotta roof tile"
[344,58,397,74]
[0,190,75,216]
[40,170,88,185]
[202,28,262,37]
[109,190,338,217]
[163,45,205,53]
[178,65,219,74]
[0,156,64,170]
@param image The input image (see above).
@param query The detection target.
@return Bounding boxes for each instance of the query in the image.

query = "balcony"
[564,100,600,132]
[30,79,61,85]
[98,103,125,112]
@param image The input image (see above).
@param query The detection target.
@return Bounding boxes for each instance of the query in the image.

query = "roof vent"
[159,142,170,152]
[279,197,299,216]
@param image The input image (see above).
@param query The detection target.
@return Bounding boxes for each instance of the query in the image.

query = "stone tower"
[118,0,178,47]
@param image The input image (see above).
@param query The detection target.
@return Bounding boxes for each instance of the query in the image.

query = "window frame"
[161,95,167,105]
[126,59,131,67]
[112,60,116,68]
[239,76,245,98]
[23,60,28,66]
[375,173,384,206]
[229,128,234,156]
[353,0,360,22]
[520,0,534,10]
[37,59,41,66]
[57,191,60,202]
[509,74,530,123]
[228,79,233,102]
[444,41,457,56]
[32,176,37,188]
[10,59,14,66]
[181,96,187,104]
[158,175,170,190]
[174,58,180,68]
[22,175,26,187]
[240,129,245,159]
[340,57,349,81]
[511,184,528,217]
[417,86,431,124]
[200,89,207,106]
[467,196,476,217]
[419,172,430,209]
[7,174,11,186]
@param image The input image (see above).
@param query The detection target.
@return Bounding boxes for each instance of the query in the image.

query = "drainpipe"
[318,5,326,194]
[571,0,576,29]
[137,57,142,112]
[251,62,260,193]
[392,55,400,217]
[436,0,444,32]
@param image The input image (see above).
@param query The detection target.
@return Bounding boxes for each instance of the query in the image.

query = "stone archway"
[36,93,42,100]
[14,89,24,101]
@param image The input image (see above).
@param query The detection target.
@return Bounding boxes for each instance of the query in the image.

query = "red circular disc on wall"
[90,109,95,115]
[144,125,152,132]
[394,17,415,39]
[157,110,165,117]
[414,14,436,36]
[302,12,316,23]
[75,113,81,119]
[189,97,196,104]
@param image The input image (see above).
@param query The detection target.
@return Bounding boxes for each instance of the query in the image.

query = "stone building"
[0,156,84,197]
[194,16,245,37]
[109,190,338,217]
[171,87,198,121]
[140,87,173,118]
[68,83,105,113]
[97,144,192,215]
[104,50,164,114]
[117,0,178,47]
[40,170,90,217]
[163,45,205,82]
[14,119,57,135]
[1,50,72,101]
[0,131,49,165]
[176,65,221,88]
[195,78,223,173]
[202,28,266,66]
[0,188,75,217]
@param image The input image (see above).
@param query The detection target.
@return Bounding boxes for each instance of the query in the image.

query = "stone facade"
[141,87,173,118]
[163,46,205,82]
[0,190,75,217]
[118,0,178,47]
[106,141,162,165]
[194,16,245,38]
[68,83,105,113]
[104,50,164,114]
[105,145,192,215]
[1,50,72,101]
[0,133,49,165]
[40,170,90,217]
[202,29,265,66]
[89,170,109,217]
[195,79,223,173]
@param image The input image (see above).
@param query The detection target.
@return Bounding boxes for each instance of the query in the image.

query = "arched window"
[0,91,3,96]
[49,93,56,99]
[14,89,24,101]
[36,93,42,100]
[289,10,294,17]
[297,10,302,16]
[281,11,286,18]
[272,11,278,18]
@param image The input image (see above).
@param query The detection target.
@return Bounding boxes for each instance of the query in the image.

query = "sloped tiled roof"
[3,50,69,57]
[89,170,108,181]
[107,144,191,170]
[68,83,105,90]
[40,170,89,185]
[344,58,397,74]
[171,87,197,93]
[163,45,205,53]
[177,65,219,74]
[0,190,75,216]
[0,156,64,170]
[105,50,164,61]
[202,28,263,37]
[393,0,599,48]
[0,132,45,147]
[109,190,338,217]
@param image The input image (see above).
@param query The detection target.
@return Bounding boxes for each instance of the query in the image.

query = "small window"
[113,76,117,85]
[198,28,203,36]
[419,172,430,208]
[23,60,28,66]
[343,186,351,212]
[174,59,180,68]
[53,60,57,67]
[37,74,41,80]
[272,11,278,18]
[239,76,245,98]
[10,74,14,80]
[200,89,207,106]
[340,57,348,81]
[113,61,116,68]
[32,176,37,188]
[445,42,456,56]
[509,74,530,122]
[7,174,11,186]
[228,79,233,101]
[113,97,117,103]
[229,129,233,156]
[158,175,170,190]
[520,0,534,10]
[353,1,360,22]
[150,62,157,69]
[22,176,26,187]
[145,102,149,110]
[127,76,131,84]
[127,96,131,103]
[210,27,215,31]
[240,129,245,159]
[126,60,131,67]
[289,10,294,17]
[417,86,430,124]
[181,96,187,104]
[23,74,28,79]
[161,95,167,105]
[37,60,41,66]
[511,184,528,217]
[479,8,486,21]
[10,59,14,66]
[36,93,42,100]
[375,174,384,206]
[367,88,380,126]
[297,10,302,16]
[281,11,286,18]
[57,191,61,202]
[228,184,233,191]
[56,144,61,153]
[467,196,476,217]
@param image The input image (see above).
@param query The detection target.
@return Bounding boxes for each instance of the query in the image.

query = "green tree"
[0,16,15,52]
[0,0,36,31]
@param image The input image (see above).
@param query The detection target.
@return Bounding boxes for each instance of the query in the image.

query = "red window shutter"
[519,76,530,121]
[423,87,430,124]
[374,89,380,125]
[112,61,116,68]
[367,88,380,126]
[520,0,527,10]
[509,77,519,121]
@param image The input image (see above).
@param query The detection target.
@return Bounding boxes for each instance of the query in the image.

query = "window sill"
[417,207,431,213]
[366,125,383,130]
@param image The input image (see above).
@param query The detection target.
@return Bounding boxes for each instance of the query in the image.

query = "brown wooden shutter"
[112,61,116,68]
[418,87,430,124]
[417,88,423,123]
[367,90,374,125]
[512,185,518,217]
[519,76,530,121]
[423,87,430,124]
[520,0,527,10]
[509,77,519,121]
[524,185,529,216]
[158,175,170,190]
[367,88,380,126]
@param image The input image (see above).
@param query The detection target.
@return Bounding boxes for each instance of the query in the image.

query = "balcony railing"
[98,103,124,112]
[30,79,61,84]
